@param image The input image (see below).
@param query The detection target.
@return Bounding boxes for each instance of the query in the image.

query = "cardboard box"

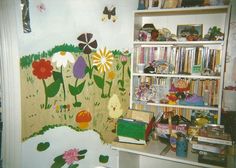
[156,123,188,138]
[126,109,154,123]
[117,117,154,144]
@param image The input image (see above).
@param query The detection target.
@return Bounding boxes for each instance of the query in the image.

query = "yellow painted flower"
[92,47,114,73]
[108,71,116,80]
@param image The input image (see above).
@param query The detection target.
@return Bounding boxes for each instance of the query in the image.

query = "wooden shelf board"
[134,5,229,16]
[133,41,224,46]
[133,73,221,80]
[132,100,218,111]
[112,140,224,168]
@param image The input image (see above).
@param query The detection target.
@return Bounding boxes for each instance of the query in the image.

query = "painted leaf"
[99,155,109,163]
[68,164,79,168]
[118,80,124,88]
[37,142,50,151]
[46,79,61,97]
[78,149,87,155]
[78,155,85,160]
[93,75,104,89]
[85,66,90,74]
[127,67,131,78]
[53,71,63,83]
[51,155,65,168]
[69,81,86,96]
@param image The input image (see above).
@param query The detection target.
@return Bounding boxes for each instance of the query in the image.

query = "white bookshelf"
[113,4,232,168]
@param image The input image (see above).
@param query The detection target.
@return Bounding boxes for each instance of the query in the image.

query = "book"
[192,142,225,154]
[198,151,227,167]
[197,136,232,146]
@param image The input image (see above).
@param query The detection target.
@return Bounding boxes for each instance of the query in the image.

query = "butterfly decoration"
[37,3,46,12]
[101,6,117,22]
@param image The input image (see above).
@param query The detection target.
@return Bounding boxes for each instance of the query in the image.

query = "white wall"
[18,0,137,56]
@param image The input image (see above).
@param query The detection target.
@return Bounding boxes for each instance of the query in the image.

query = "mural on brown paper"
[20,33,131,143]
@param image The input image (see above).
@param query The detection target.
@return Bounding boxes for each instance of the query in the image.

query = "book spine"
[198,136,232,146]
[192,143,225,154]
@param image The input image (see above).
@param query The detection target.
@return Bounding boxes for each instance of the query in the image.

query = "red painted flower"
[32,59,53,79]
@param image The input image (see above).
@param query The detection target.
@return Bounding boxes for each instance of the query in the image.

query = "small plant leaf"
[37,142,50,151]
[46,79,61,97]
[94,75,104,89]
[51,155,65,168]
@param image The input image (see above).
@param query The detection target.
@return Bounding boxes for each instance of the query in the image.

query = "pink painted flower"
[120,55,128,63]
[62,148,79,165]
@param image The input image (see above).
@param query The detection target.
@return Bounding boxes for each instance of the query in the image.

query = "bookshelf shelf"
[133,73,221,80]
[112,140,224,168]
[134,5,229,16]
[132,100,218,111]
[133,41,224,46]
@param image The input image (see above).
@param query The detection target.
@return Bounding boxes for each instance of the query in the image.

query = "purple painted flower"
[63,148,79,165]
[73,56,87,79]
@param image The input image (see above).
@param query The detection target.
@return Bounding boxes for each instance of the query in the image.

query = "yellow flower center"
[60,51,66,56]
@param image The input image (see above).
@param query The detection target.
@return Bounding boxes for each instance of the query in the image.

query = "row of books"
[135,46,221,75]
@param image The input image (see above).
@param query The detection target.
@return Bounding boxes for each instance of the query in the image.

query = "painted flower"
[120,55,128,63]
[32,59,53,79]
[63,148,79,165]
[77,33,98,54]
[92,47,114,74]
[108,71,116,80]
[73,56,87,79]
[51,51,75,68]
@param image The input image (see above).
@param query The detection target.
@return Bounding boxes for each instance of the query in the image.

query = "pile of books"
[190,124,233,167]
[116,109,154,145]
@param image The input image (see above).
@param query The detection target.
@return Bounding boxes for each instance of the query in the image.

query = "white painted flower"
[52,51,75,68]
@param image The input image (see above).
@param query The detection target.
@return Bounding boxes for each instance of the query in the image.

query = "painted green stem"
[122,64,125,82]
[87,54,93,79]
[107,81,112,97]
[74,79,78,103]
[61,66,66,101]
[101,72,106,97]
[42,79,48,109]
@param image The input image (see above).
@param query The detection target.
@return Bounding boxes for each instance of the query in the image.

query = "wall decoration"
[77,33,98,79]
[21,0,31,33]
[37,142,50,151]
[93,47,114,98]
[20,41,131,143]
[51,148,87,168]
[37,3,46,12]
[99,155,109,163]
[101,6,117,22]
[75,110,92,129]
